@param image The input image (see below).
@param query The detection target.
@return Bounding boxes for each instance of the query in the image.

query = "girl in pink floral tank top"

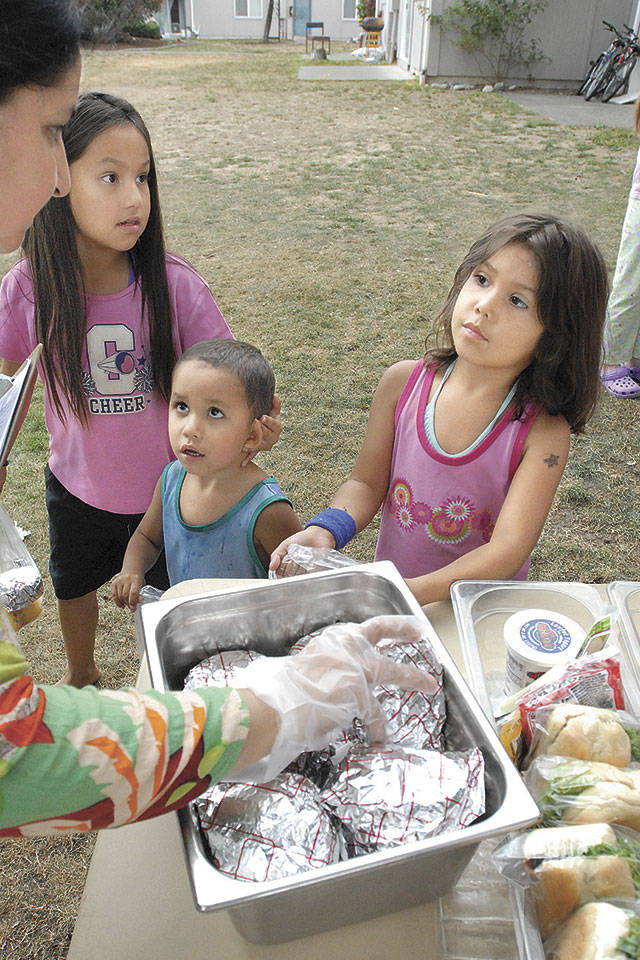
[374,359,539,579]
[271,213,607,606]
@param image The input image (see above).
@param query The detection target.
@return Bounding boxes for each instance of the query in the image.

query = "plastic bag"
[268,544,358,581]
[525,755,640,830]
[493,822,640,940]
[497,648,626,767]
[524,703,640,770]
[137,585,165,604]
[0,503,43,628]
[546,900,640,959]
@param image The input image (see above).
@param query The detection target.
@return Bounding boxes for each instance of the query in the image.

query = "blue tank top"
[161,461,292,584]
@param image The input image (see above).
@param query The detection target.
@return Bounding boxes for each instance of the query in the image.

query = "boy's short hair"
[176,339,275,420]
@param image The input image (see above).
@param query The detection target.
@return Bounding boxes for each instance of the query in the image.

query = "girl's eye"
[208,407,224,419]
[474,272,489,286]
[174,400,188,413]
[510,295,528,309]
[102,173,117,184]
[137,173,149,184]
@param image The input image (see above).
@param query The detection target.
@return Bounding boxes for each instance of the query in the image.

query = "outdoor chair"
[360,30,380,48]
[305,21,331,54]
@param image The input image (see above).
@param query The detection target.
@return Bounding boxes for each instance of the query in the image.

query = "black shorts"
[45,465,169,601]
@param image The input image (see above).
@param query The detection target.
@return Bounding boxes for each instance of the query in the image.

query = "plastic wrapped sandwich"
[546,901,640,960]
[524,704,640,770]
[526,756,640,831]
[494,823,640,939]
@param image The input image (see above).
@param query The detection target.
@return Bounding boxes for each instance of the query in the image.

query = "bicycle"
[599,29,640,102]
[578,20,628,99]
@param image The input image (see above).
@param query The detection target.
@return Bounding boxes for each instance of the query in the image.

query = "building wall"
[394,0,638,83]
[189,0,360,40]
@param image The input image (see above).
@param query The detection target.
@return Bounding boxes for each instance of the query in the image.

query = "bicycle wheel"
[601,53,637,101]
[584,53,615,99]
[578,54,604,95]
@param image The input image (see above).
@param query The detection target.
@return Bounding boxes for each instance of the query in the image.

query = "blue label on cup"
[519,618,572,655]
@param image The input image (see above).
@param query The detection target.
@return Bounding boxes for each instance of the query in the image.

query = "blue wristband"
[304,508,356,550]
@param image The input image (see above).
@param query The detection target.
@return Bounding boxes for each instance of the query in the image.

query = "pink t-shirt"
[374,361,539,579]
[0,255,232,513]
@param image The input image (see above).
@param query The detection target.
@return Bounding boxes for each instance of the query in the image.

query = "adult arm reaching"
[0,614,433,836]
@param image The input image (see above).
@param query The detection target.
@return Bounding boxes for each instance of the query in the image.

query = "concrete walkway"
[504,91,635,128]
[298,61,637,122]
[298,63,407,80]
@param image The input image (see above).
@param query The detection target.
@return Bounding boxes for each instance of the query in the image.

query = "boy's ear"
[243,418,263,454]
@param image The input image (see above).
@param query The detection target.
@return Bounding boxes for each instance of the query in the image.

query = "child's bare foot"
[55,667,101,688]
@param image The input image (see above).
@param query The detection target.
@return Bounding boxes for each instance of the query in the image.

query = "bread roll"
[548,901,630,960]
[534,705,631,768]
[523,824,617,862]
[534,855,635,940]
[563,780,640,832]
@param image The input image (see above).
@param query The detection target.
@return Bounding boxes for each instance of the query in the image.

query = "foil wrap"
[195,772,341,882]
[320,746,485,852]
[370,636,446,750]
[287,627,329,655]
[183,649,263,690]
[0,563,43,612]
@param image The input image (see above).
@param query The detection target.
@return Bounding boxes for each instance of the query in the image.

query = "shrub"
[124,19,162,39]
[79,0,162,44]
[427,0,549,83]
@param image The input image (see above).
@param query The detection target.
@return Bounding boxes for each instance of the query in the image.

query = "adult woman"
[0,0,430,836]
[600,99,640,398]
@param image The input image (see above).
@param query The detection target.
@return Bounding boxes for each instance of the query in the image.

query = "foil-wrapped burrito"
[368,635,445,750]
[0,563,43,612]
[320,746,485,852]
[183,649,263,691]
[195,772,341,881]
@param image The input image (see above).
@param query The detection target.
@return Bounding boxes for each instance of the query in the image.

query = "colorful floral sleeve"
[0,622,250,836]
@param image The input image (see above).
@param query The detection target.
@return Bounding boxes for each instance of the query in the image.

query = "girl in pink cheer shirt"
[271,213,607,605]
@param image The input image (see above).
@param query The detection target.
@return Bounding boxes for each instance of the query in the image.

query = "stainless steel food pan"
[137,562,539,944]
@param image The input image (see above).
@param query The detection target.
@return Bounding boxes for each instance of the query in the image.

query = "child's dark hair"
[425,212,608,434]
[0,0,81,104]
[22,91,176,424]
[176,339,275,420]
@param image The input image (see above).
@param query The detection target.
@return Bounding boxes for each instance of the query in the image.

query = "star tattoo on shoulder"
[544,453,559,468]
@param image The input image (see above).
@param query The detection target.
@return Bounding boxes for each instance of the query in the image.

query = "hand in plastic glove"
[231,615,437,783]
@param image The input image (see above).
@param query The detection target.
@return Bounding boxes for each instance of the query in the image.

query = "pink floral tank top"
[374,360,540,579]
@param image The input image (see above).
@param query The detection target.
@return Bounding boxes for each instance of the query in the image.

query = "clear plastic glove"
[230,615,438,783]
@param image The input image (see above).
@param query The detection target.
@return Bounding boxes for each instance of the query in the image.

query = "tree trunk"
[263,0,274,40]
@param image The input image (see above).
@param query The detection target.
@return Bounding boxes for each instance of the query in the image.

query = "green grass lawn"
[1,38,639,958]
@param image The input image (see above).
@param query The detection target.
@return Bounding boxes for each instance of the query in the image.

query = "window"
[235,0,262,16]
[343,0,357,18]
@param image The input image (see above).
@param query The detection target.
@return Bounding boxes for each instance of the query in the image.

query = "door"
[293,0,311,37]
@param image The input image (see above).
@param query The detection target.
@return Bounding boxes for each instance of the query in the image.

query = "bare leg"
[56,590,101,687]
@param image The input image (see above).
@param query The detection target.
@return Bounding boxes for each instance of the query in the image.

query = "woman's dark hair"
[22,91,176,424]
[424,212,608,434]
[176,339,276,420]
[0,0,82,104]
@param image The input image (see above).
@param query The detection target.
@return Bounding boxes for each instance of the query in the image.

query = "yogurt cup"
[503,608,586,696]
